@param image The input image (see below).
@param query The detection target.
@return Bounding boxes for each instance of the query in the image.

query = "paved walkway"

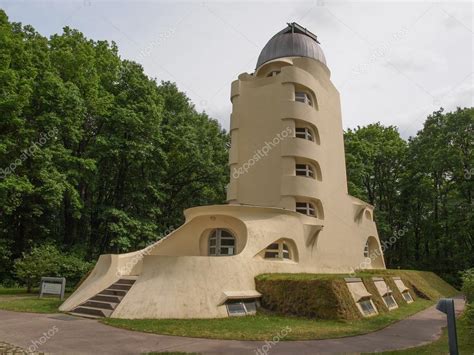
[0,298,465,354]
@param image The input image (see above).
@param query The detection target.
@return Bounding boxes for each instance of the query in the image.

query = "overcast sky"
[2,0,472,138]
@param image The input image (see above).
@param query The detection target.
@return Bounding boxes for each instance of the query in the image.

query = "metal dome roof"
[256,23,326,69]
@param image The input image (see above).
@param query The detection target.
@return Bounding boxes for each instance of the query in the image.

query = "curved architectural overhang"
[281,137,321,163]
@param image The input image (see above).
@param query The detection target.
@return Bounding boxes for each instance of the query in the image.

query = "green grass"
[376,314,474,354]
[257,270,459,299]
[0,287,30,295]
[0,289,65,313]
[102,300,433,340]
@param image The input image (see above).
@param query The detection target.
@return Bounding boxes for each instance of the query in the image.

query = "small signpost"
[39,277,66,300]
[436,298,458,355]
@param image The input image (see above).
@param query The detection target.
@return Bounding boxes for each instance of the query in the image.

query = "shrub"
[14,244,92,292]
[461,268,474,303]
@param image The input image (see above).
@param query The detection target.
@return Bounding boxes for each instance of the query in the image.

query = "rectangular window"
[295,127,314,141]
[295,92,312,106]
[296,202,316,216]
[359,299,377,316]
[402,292,413,302]
[226,302,246,316]
[383,294,397,309]
[296,164,314,178]
[226,299,258,316]
[264,251,279,258]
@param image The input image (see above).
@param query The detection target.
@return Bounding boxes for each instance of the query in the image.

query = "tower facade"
[62,23,386,320]
[227,23,349,221]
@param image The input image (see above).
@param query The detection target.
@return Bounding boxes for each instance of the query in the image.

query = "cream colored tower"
[228,23,348,219]
[60,23,386,320]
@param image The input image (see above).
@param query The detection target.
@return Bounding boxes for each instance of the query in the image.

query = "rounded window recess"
[208,229,236,256]
[264,241,292,260]
[295,127,314,141]
[364,210,372,221]
[364,236,385,268]
[296,202,316,217]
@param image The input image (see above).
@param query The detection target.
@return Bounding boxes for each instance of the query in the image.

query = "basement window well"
[383,294,398,309]
[226,299,258,316]
[359,298,377,316]
[208,229,236,256]
[402,291,413,303]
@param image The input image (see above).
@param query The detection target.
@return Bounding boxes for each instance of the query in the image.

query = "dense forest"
[0,10,472,287]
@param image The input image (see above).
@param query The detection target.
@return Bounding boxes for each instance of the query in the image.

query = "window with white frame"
[226,299,258,316]
[208,229,236,256]
[296,164,314,178]
[264,241,291,260]
[402,291,413,302]
[295,127,314,141]
[296,202,316,217]
[383,294,397,309]
[358,299,377,316]
[295,91,313,106]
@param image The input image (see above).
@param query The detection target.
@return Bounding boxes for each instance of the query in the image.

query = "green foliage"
[256,271,458,320]
[102,300,431,341]
[344,109,474,283]
[14,244,92,291]
[256,277,361,320]
[461,268,474,303]
[0,9,229,284]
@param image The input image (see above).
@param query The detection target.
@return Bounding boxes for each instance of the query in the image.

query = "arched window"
[208,229,236,256]
[296,202,316,217]
[296,163,314,178]
[295,91,313,106]
[264,241,291,260]
[364,237,385,268]
[295,127,314,141]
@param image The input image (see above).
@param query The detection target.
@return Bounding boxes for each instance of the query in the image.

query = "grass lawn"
[0,288,30,295]
[102,300,433,341]
[0,288,65,313]
[376,315,474,354]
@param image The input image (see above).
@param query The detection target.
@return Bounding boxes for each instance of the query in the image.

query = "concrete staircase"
[69,277,137,318]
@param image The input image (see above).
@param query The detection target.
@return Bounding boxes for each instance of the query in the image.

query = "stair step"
[109,284,132,290]
[117,279,136,285]
[68,312,102,319]
[71,306,113,318]
[101,289,127,297]
[91,294,122,303]
[81,300,117,310]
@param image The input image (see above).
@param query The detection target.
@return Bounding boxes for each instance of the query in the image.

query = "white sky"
[2,0,473,138]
